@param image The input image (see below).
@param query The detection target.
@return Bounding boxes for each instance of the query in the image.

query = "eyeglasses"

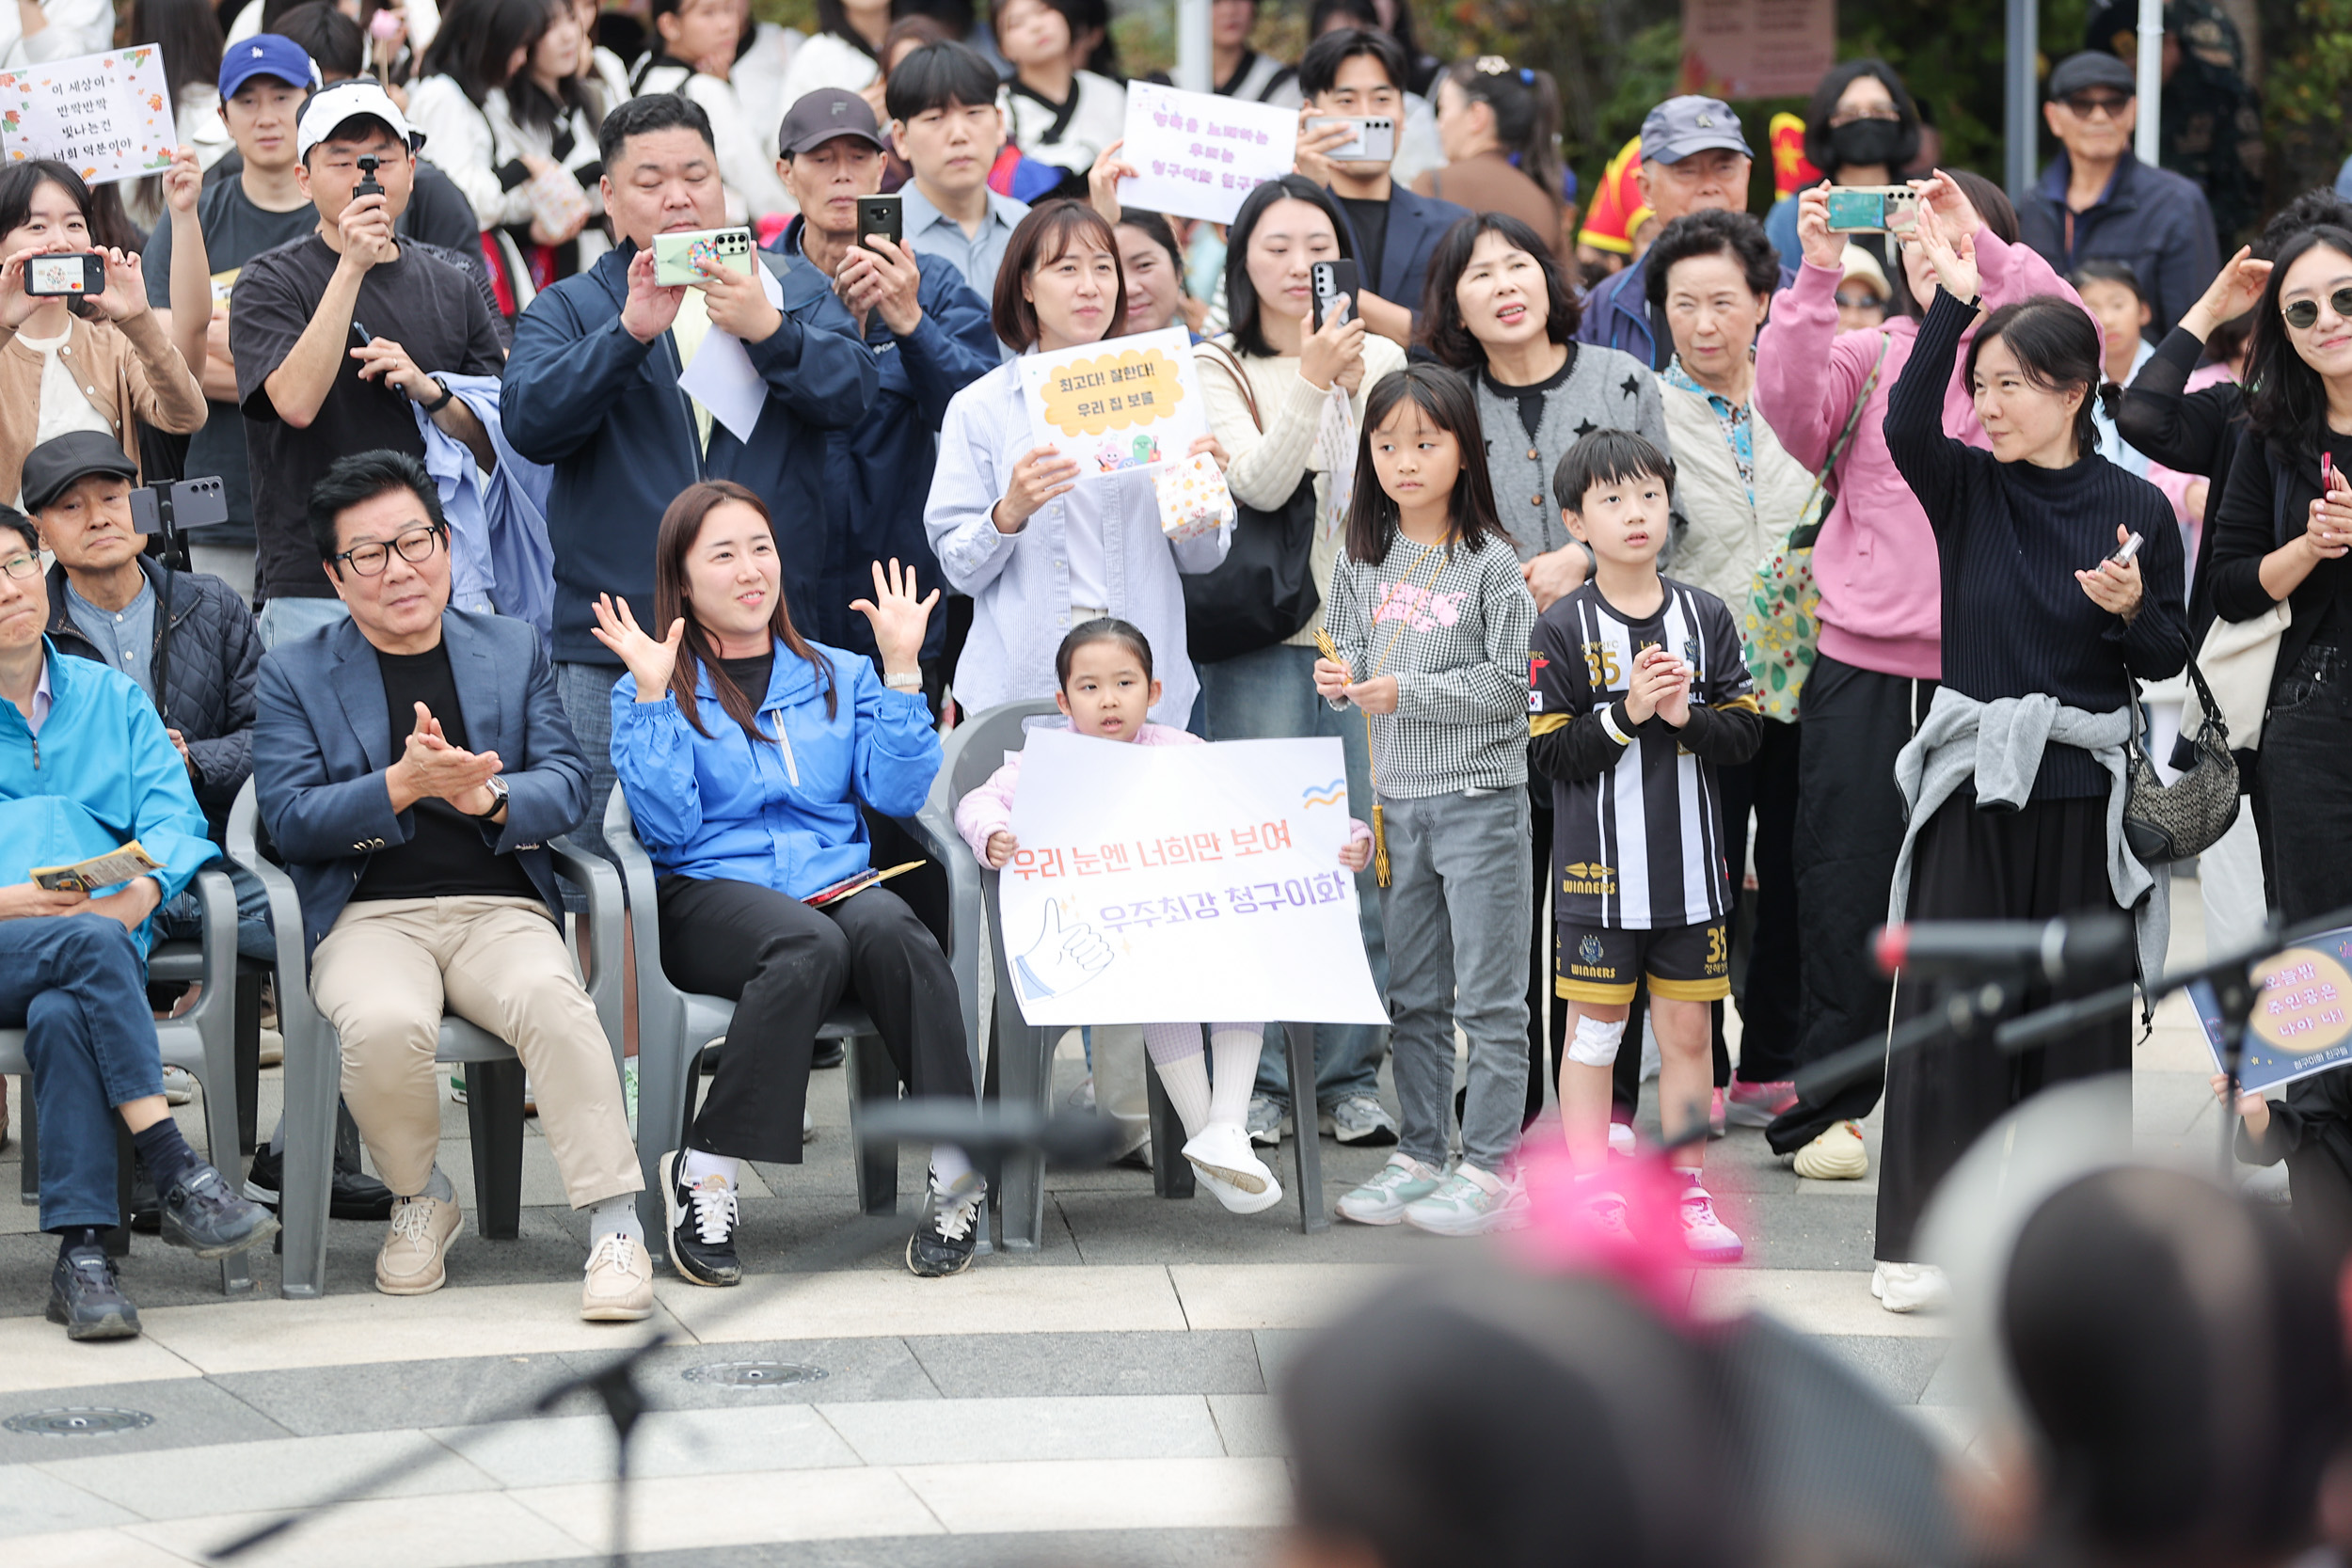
[333,522,445,577]
[1835,292,1885,310]
[2283,288,2352,331]
[2061,92,2132,119]
[0,551,37,580]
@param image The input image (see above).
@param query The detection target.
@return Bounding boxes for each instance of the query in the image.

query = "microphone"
[852,1101,1134,1166]
[1873,915,2134,984]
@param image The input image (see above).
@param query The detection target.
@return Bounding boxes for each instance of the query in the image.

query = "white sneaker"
[375,1193,462,1295]
[1401,1164,1530,1237]
[1182,1122,1284,1214]
[1337,1154,1445,1225]
[1793,1120,1869,1180]
[580,1233,655,1321]
[161,1065,197,1105]
[1607,1122,1637,1158]
[1677,1182,1743,1262]
[1870,1260,1949,1314]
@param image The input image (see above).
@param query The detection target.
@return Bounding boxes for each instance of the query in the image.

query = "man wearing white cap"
[228,80,506,650]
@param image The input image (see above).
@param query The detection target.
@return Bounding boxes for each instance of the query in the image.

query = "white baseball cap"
[294,79,424,164]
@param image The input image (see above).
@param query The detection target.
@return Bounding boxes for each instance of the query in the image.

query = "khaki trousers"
[310,895,644,1209]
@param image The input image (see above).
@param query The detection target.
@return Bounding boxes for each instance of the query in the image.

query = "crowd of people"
[0,0,2337,1375]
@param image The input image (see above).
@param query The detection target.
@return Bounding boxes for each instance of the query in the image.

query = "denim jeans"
[256,594,348,651]
[1195,641,1386,1110]
[0,914,167,1231]
[155,860,276,962]
[555,659,621,863]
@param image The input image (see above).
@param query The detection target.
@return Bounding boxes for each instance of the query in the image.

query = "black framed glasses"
[333,523,445,578]
[2061,92,2131,119]
[0,550,38,581]
[2282,288,2352,331]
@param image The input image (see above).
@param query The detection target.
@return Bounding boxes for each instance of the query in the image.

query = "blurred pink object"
[1509,1119,1724,1323]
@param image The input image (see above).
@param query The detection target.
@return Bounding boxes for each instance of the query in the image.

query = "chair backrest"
[921,700,1063,1023]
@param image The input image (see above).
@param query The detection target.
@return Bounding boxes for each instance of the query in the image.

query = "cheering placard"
[0,45,177,186]
[1117,81,1295,226]
[2189,926,2352,1094]
[1019,325,1208,475]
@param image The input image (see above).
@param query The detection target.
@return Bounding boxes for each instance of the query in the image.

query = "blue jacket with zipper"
[608,638,939,900]
[500,240,882,668]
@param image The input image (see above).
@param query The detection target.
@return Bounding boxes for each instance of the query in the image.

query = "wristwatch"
[418,376,455,412]
[469,775,510,821]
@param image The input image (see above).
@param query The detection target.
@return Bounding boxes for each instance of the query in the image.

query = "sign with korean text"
[0,46,176,186]
[1678,0,1836,101]
[1001,730,1387,1026]
[1019,325,1209,475]
[1117,81,1296,226]
[2188,926,2352,1093]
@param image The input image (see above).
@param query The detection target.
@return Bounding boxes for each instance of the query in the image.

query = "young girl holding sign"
[956,617,1373,1213]
[1313,364,1538,1236]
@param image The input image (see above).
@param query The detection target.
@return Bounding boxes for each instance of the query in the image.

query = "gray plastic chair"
[5,864,256,1292]
[913,701,1330,1246]
[228,779,627,1298]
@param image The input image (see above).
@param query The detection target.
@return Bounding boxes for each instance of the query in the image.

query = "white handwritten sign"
[0,46,177,186]
[1116,81,1296,226]
[1001,730,1387,1027]
[1018,325,1209,475]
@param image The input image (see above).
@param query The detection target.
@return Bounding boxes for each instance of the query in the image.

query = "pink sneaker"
[1724,1079,1798,1128]
[1678,1182,1743,1263]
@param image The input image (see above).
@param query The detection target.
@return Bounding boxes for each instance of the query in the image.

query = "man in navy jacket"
[501,91,879,851]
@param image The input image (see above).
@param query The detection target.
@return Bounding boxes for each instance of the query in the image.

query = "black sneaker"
[660,1149,741,1287]
[129,1156,162,1234]
[810,1039,845,1069]
[907,1177,984,1278]
[246,1145,398,1221]
[48,1245,139,1340]
[157,1164,281,1259]
[244,1144,282,1204]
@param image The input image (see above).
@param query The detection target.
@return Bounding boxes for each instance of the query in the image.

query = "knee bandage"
[1567,1015,1628,1069]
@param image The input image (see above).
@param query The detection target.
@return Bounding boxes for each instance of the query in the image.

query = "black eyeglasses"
[2282,288,2352,331]
[0,551,37,580]
[2061,92,2131,119]
[333,523,445,577]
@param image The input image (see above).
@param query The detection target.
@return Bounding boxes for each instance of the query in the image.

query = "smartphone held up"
[23,252,103,297]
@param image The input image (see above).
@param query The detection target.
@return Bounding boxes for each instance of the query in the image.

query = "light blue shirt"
[64,578,155,699]
[902,182,1027,357]
[2092,336,2157,482]
[923,357,1231,723]
[26,650,51,736]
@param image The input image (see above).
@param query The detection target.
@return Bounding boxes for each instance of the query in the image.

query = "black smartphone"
[1311,259,1359,331]
[131,477,230,537]
[355,153,383,199]
[856,194,903,254]
[24,252,103,297]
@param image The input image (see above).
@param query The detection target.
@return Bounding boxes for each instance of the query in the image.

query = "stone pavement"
[0,881,2243,1567]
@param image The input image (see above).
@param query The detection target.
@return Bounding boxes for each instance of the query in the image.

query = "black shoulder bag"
[1183,342,1322,664]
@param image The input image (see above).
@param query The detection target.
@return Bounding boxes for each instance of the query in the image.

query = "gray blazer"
[253,608,588,957]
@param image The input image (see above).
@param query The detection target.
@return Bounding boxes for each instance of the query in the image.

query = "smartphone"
[653,227,755,286]
[24,252,103,296]
[1311,258,1359,332]
[130,477,230,536]
[354,153,383,200]
[1823,185,1920,236]
[1305,116,1396,164]
[855,194,902,255]
[2107,531,2144,566]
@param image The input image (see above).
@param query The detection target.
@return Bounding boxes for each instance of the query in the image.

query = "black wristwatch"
[418,376,455,412]
[469,775,509,820]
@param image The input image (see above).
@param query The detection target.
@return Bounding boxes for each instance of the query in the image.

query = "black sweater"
[2206,423,2352,682]
[2239,1065,2352,1274]
[2111,322,2248,646]
[1884,290,2188,798]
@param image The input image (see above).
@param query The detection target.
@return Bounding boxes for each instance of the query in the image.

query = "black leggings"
[657,876,974,1164]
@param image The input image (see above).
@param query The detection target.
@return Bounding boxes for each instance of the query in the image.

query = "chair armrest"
[172,865,239,1032]
[549,834,626,1058]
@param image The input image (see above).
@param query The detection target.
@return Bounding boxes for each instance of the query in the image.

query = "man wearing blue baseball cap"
[140,35,323,605]
[1575,95,1794,369]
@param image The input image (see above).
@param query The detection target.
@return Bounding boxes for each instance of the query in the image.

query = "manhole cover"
[4,1407,154,1436]
[680,1360,826,1389]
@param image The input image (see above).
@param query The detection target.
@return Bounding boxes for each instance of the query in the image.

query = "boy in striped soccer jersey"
[1529,429,1762,1260]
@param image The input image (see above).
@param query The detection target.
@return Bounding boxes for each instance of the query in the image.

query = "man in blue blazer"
[1293,27,1468,347]
[253,451,649,1321]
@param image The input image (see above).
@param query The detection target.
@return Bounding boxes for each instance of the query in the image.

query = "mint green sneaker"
[1401,1165,1531,1237]
[1336,1154,1445,1226]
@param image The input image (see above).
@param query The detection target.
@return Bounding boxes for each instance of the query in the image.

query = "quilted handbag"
[2123,657,2241,862]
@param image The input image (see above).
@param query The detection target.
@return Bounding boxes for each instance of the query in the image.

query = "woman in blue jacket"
[596,480,979,1283]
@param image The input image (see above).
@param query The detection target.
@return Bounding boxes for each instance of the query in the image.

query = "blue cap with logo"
[1638,95,1753,165]
[219,35,321,101]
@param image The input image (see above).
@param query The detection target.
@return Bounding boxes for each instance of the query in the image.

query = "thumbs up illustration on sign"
[1013,901,1115,1001]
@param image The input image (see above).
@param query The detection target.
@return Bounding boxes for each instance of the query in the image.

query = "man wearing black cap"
[2019,50,2219,338]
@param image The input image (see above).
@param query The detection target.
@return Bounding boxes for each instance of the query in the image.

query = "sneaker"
[1067,1074,1096,1112]
[1677,1182,1743,1262]
[242,1145,399,1221]
[1402,1164,1530,1237]
[811,1038,846,1070]
[1336,1154,1445,1226]
[257,1026,283,1068]
[375,1194,462,1294]
[48,1245,138,1340]
[1580,1186,1635,1245]
[449,1069,467,1105]
[908,1177,985,1277]
[1708,1087,1727,1139]
[1724,1079,1798,1128]
[1246,1093,1290,1148]
[661,1150,741,1287]
[1182,1122,1283,1214]
[161,1065,197,1105]
[580,1233,656,1322]
[1607,1121,1637,1158]
[129,1157,161,1234]
[1793,1120,1869,1180]
[157,1164,281,1259]
[1871,1260,1950,1314]
[1318,1093,1400,1147]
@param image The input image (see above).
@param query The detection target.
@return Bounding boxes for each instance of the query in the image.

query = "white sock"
[586,1195,642,1246]
[929,1144,974,1194]
[681,1149,739,1189]
[1153,1053,1213,1136]
[1208,1027,1262,1128]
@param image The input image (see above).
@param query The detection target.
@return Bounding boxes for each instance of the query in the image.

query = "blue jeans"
[1195,641,1387,1110]
[555,659,621,864]
[0,915,167,1231]
[257,594,349,651]
[155,861,276,962]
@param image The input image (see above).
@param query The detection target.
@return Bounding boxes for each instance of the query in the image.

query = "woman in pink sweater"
[1750,170,2083,1180]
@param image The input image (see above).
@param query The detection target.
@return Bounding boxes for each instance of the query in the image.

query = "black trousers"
[2261,645,2352,927]
[1874,791,2132,1261]
[1768,654,1939,1154]
[1717,718,1803,1084]
[657,877,974,1164]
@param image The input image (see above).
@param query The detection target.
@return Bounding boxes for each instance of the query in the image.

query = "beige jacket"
[1660,378,1817,616]
[0,309,205,503]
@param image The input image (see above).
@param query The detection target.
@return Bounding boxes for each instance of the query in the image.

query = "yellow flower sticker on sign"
[1020,326,1210,476]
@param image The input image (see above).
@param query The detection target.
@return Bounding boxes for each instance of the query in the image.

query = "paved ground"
[0,881,2245,1567]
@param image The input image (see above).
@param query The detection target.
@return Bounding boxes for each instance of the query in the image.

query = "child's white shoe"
[1182,1122,1284,1214]
[1337,1154,1445,1226]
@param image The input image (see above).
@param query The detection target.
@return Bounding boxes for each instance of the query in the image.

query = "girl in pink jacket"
[956,618,1373,1215]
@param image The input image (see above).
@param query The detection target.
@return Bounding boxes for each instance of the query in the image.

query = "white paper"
[999,730,1387,1026]
[1018,325,1209,475]
[0,46,177,186]
[673,261,788,446]
[1116,81,1297,226]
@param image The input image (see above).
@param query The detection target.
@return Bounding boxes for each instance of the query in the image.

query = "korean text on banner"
[0,46,176,186]
[999,729,1387,1027]
[1116,81,1296,226]
[1019,325,1209,475]
[2188,925,2352,1095]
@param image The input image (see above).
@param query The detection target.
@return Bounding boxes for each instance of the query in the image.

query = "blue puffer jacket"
[609,637,939,899]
